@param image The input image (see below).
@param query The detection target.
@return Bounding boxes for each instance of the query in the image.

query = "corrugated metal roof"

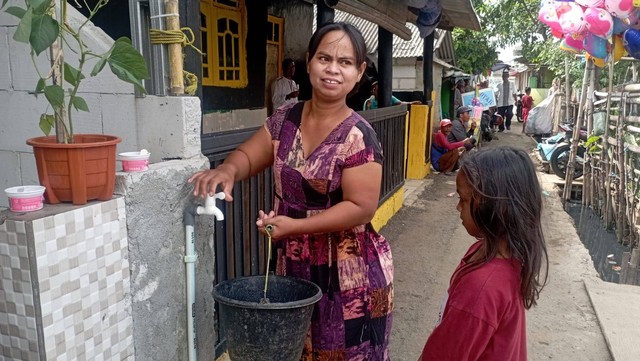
[333,0,482,33]
[334,0,412,40]
[331,9,455,66]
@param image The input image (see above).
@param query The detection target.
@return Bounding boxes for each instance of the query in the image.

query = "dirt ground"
[381,128,612,360]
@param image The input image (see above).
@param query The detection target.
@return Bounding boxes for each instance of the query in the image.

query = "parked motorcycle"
[536,123,588,179]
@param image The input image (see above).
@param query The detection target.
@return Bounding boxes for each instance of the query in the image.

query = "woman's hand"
[188,164,236,201]
[256,210,298,240]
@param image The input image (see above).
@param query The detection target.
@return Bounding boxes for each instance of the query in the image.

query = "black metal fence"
[358,104,407,203]
[201,104,408,356]
[201,129,273,283]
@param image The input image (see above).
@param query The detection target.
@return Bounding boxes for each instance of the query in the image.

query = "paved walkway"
[584,278,640,361]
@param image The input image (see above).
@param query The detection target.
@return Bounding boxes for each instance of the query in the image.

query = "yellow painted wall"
[405,91,436,179]
[371,187,404,231]
[405,104,430,179]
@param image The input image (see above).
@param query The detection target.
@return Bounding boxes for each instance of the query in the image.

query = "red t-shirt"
[420,240,526,361]
[521,95,533,110]
[434,131,465,151]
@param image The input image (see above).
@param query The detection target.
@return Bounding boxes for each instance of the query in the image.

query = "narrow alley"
[382,130,612,361]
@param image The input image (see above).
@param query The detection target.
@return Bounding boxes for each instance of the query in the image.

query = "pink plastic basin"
[5,185,46,212]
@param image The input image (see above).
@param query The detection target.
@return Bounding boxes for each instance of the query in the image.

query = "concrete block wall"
[0,1,137,208]
[0,1,203,208]
[392,58,419,91]
[114,157,216,361]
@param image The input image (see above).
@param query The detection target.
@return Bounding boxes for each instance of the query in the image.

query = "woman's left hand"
[256,210,298,240]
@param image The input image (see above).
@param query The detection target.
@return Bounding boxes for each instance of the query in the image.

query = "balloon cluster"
[538,0,640,66]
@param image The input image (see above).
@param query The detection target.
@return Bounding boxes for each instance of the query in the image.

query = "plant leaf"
[43,84,64,108]
[29,13,58,55]
[5,6,26,18]
[584,135,601,148]
[107,38,149,93]
[27,0,50,14]
[63,62,85,86]
[1,0,9,9]
[39,113,55,135]
[71,95,89,112]
[91,56,108,77]
[13,7,32,43]
[35,78,45,94]
[26,0,48,9]
[115,37,132,45]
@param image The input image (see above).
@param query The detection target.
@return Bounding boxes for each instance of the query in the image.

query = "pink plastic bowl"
[119,151,150,172]
[5,185,46,212]
[122,159,149,172]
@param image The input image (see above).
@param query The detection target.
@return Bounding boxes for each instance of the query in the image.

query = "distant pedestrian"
[420,146,548,361]
[521,87,534,134]
[494,70,517,131]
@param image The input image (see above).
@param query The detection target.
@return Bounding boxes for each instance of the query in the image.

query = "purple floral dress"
[265,102,394,361]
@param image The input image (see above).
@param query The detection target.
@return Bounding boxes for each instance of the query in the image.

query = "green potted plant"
[2,0,149,205]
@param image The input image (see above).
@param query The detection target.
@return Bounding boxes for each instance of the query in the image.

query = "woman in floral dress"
[190,22,393,360]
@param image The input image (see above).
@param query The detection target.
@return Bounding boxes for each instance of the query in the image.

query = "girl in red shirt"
[521,87,534,134]
[420,146,548,361]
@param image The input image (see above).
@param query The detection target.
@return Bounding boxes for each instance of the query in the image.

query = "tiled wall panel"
[0,219,40,361]
[0,198,134,361]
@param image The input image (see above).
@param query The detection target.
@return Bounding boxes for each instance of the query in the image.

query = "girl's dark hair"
[307,22,367,67]
[459,146,548,309]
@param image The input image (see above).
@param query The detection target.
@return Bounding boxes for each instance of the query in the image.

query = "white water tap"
[196,192,225,220]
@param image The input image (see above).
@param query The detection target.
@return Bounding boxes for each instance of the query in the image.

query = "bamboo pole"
[603,51,615,227]
[583,65,595,205]
[629,248,640,285]
[51,0,67,143]
[616,93,628,242]
[564,60,592,204]
[565,57,571,122]
[165,0,184,95]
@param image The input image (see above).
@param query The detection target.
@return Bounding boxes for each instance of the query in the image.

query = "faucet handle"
[198,192,225,221]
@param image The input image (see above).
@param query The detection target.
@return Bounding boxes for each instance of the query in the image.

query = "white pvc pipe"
[185,224,197,361]
[185,192,225,361]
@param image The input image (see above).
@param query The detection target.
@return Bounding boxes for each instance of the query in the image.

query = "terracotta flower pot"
[26,134,122,205]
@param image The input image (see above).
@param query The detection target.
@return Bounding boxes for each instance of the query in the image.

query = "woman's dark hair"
[307,22,367,69]
[459,146,548,309]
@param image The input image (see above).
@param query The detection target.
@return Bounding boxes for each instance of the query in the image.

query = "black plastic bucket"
[212,275,322,361]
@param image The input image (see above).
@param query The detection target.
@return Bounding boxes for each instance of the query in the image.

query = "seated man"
[448,106,476,150]
[432,119,471,174]
[363,81,421,110]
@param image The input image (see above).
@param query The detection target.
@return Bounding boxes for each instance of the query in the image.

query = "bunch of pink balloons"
[538,0,640,66]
